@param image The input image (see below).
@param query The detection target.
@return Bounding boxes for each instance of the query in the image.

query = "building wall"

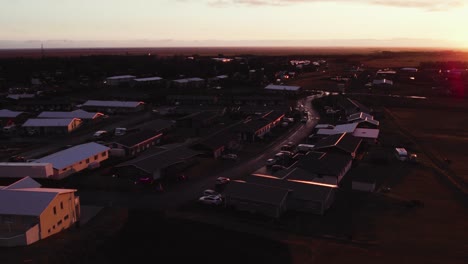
[54,150,109,179]
[39,192,79,241]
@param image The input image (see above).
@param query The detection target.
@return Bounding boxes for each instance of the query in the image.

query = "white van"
[394,148,408,161]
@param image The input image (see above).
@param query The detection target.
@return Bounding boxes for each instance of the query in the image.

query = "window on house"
[102,152,107,157]
[94,155,98,160]
[64,215,69,220]
[48,229,51,233]
[57,220,62,226]
[60,202,63,209]
[86,158,90,164]
[53,206,56,215]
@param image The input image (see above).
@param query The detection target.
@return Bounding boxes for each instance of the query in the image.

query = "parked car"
[203,189,220,196]
[221,153,238,160]
[92,130,111,140]
[266,158,276,166]
[216,177,230,185]
[198,195,223,205]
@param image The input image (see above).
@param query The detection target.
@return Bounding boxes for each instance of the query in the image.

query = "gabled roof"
[235,118,271,133]
[1,176,41,190]
[22,118,81,127]
[316,123,358,135]
[265,84,301,91]
[37,109,103,120]
[247,174,335,202]
[0,109,24,118]
[112,130,163,147]
[0,177,76,216]
[34,142,110,170]
[224,180,290,206]
[297,151,352,177]
[82,100,145,108]
[313,133,362,155]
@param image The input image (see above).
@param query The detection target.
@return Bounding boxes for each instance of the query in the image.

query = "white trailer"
[0,162,54,179]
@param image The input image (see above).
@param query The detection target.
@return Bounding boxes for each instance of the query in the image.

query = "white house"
[0,177,80,247]
[33,142,110,179]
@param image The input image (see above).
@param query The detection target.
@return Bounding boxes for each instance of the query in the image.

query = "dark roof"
[224,180,290,206]
[112,130,163,147]
[177,111,220,122]
[235,118,271,133]
[140,119,175,132]
[246,175,334,202]
[117,147,201,173]
[194,132,237,150]
[297,151,352,177]
[263,110,286,122]
[313,133,362,155]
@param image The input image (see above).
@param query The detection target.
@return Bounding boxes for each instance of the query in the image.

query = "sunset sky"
[1,0,467,48]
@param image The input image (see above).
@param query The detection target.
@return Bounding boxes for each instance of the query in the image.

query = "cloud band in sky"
[209,0,464,11]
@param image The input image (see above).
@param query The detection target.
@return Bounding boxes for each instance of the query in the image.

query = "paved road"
[78,95,322,210]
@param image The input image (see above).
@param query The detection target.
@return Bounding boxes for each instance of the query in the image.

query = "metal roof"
[82,100,145,108]
[37,110,102,119]
[265,84,301,91]
[0,177,76,216]
[317,123,358,135]
[106,75,136,80]
[134,76,163,82]
[22,118,80,127]
[353,128,380,139]
[0,109,24,118]
[34,142,110,170]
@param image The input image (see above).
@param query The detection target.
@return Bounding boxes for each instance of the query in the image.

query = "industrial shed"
[223,180,291,218]
[108,130,163,157]
[0,177,80,247]
[0,163,54,179]
[33,142,110,179]
[37,109,104,123]
[22,118,83,135]
[80,100,146,114]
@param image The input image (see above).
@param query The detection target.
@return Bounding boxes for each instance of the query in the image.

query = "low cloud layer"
[209,0,464,11]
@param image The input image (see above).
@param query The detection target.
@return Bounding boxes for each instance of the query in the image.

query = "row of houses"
[105,75,229,89]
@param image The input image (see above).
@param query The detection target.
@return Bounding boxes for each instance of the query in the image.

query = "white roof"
[395,148,408,156]
[0,109,24,118]
[37,109,102,119]
[134,77,163,82]
[0,177,76,216]
[173,77,204,83]
[317,123,358,135]
[106,75,136,80]
[34,142,110,170]
[353,128,380,139]
[22,118,80,127]
[7,94,35,100]
[216,75,229,79]
[347,112,374,122]
[82,100,145,108]
[376,70,396,74]
[265,84,301,91]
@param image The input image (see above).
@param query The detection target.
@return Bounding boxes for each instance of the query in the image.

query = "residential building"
[22,118,83,135]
